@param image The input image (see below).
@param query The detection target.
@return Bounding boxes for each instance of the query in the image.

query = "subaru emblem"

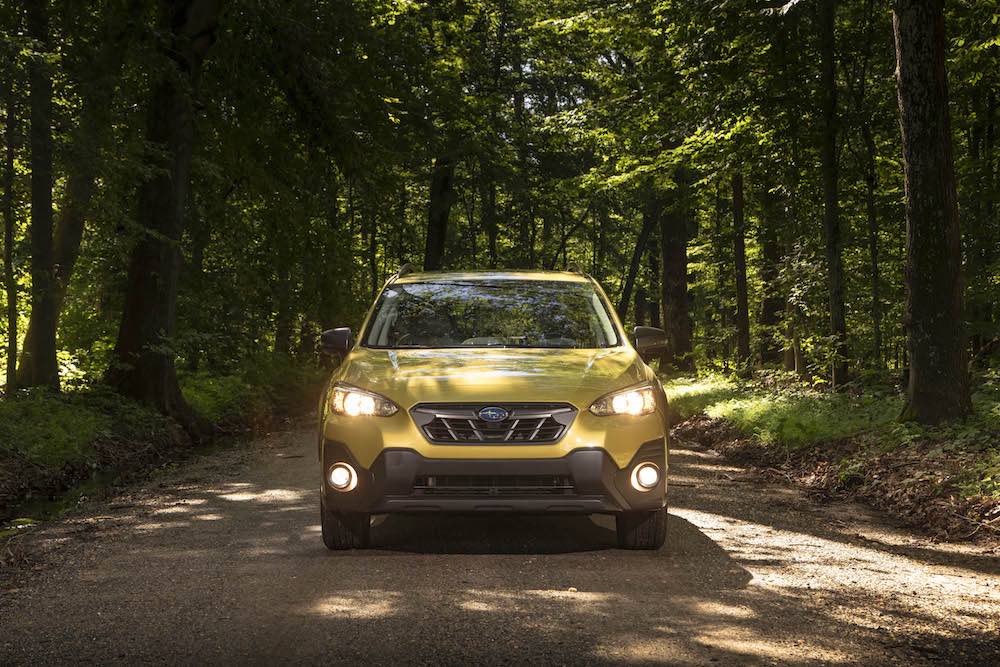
[478,406,509,422]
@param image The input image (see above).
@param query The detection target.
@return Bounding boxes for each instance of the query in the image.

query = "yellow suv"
[318,268,670,550]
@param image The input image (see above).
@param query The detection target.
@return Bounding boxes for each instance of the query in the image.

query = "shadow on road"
[3,431,999,665]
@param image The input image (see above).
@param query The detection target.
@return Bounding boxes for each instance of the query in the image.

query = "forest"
[0,1,998,532]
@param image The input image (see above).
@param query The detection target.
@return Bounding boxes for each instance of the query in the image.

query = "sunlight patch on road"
[457,588,619,616]
[690,600,755,619]
[694,634,851,665]
[217,488,307,503]
[153,505,193,515]
[309,591,401,619]
[671,506,1000,642]
[459,600,497,612]
[134,521,192,531]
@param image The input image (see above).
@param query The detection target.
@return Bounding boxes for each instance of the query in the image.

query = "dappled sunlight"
[7,430,998,665]
[309,592,401,619]
[133,520,192,531]
[217,488,308,503]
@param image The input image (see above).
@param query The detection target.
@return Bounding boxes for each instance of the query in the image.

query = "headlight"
[328,384,398,417]
[589,384,657,416]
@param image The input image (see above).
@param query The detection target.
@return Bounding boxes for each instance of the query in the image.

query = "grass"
[664,370,1000,500]
[1,357,328,522]
[0,388,167,469]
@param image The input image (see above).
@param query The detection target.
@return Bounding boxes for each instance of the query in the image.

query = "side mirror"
[320,327,354,356]
[633,326,668,362]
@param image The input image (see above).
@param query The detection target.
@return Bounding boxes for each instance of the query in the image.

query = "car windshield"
[363,280,620,349]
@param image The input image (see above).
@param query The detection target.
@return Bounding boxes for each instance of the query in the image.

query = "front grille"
[411,403,577,444]
[412,474,575,497]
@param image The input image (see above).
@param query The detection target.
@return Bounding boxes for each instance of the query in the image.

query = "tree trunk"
[19,0,59,389]
[2,76,17,393]
[732,173,750,367]
[647,234,661,328]
[862,123,883,364]
[617,194,658,320]
[424,154,456,271]
[367,205,378,299]
[660,186,695,373]
[273,261,293,358]
[634,286,646,328]
[893,0,971,423]
[479,167,498,268]
[17,2,135,382]
[819,0,849,386]
[106,0,221,431]
[757,182,783,365]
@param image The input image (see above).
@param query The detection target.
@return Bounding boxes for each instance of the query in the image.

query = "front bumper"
[321,438,667,514]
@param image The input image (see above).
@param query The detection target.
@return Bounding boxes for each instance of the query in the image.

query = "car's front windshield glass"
[363,280,620,349]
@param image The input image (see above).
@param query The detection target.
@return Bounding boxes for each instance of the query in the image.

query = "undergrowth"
[1,357,327,520]
[664,370,1000,500]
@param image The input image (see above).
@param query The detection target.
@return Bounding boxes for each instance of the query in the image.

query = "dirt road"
[2,427,998,665]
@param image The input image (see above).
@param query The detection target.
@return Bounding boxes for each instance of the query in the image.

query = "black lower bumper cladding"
[322,438,666,514]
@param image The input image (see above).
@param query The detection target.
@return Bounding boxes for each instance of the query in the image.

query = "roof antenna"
[397,262,416,277]
[567,263,584,274]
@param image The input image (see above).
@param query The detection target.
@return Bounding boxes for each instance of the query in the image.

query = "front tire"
[321,497,370,550]
[616,508,666,550]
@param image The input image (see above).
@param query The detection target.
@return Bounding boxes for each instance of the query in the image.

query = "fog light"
[328,463,358,492]
[631,463,660,491]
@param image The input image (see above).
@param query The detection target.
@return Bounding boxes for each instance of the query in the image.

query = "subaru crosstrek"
[318,268,671,550]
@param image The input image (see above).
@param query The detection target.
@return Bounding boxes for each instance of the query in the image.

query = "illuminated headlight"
[589,384,657,416]
[328,462,358,491]
[329,384,398,417]
[631,463,660,491]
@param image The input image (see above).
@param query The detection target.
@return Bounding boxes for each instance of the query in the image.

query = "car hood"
[337,347,650,408]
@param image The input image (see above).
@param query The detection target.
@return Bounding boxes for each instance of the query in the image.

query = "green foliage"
[181,356,326,423]
[180,373,256,423]
[668,374,1000,498]
[663,375,739,422]
[0,391,109,467]
[706,390,902,450]
[0,387,168,469]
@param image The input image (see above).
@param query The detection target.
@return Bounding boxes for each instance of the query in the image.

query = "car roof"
[393,270,591,284]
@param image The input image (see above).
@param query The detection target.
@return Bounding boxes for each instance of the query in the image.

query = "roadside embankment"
[665,373,1000,542]
[0,357,325,525]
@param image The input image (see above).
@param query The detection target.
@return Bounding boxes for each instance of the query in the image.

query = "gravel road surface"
[2,427,998,665]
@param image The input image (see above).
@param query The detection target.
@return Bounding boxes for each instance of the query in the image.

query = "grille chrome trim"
[411,403,577,444]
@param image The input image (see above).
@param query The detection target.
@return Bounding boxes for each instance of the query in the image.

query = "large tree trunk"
[893,0,971,423]
[19,0,59,389]
[732,173,750,367]
[17,2,135,384]
[106,0,221,430]
[2,76,17,392]
[819,0,849,386]
[424,155,456,271]
[660,185,695,373]
[617,194,658,320]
